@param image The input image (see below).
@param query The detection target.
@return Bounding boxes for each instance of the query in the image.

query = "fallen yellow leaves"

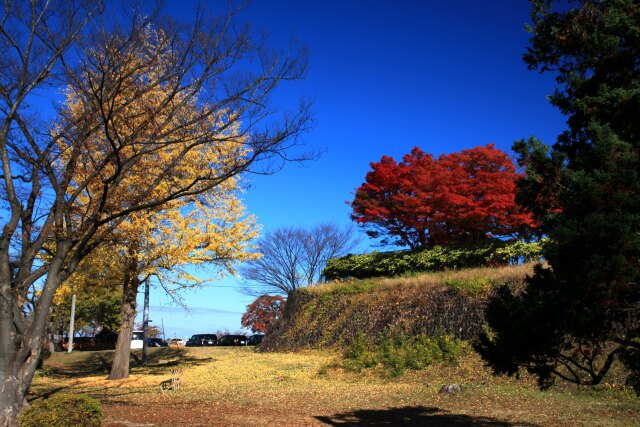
[30,346,640,427]
[72,374,163,389]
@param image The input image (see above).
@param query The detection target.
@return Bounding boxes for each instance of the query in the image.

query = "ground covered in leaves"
[30,347,639,426]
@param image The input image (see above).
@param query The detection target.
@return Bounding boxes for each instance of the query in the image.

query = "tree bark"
[0,0,310,422]
[108,266,140,380]
[0,282,25,427]
[0,266,64,427]
[0,339,41,427]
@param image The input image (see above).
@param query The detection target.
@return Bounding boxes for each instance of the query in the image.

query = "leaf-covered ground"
[30,347,639,426]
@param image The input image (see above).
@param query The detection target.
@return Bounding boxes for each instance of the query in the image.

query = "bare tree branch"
[0,1,312,423]
[240,223,361,296]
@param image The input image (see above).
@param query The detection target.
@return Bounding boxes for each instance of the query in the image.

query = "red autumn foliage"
[350,144,536,249]
[241,295,286,333]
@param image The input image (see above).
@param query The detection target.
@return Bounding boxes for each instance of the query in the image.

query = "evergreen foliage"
[476,0,640,390]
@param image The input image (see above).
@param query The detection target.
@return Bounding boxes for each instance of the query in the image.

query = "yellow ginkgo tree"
[108,188,259,380]
[59,27,262,380]
[50,243,126,348]
[0,2,310,423]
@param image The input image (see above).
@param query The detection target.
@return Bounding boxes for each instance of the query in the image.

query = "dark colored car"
[148,338,168,347]
[186,334,218,347]
[247,334,264,346]
[217,334,247,346]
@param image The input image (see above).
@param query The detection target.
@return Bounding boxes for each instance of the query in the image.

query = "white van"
[131,330,144,349]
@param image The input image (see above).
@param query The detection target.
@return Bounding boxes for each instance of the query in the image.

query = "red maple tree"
[241,295,285,333]
[350,144,535,249]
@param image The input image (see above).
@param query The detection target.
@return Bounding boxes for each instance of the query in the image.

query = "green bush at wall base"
[18,394,103,427]
[343,332,469,377]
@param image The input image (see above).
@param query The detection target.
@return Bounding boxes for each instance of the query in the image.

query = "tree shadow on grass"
[26,385,69,402]
[46,347,214,378]
[28,386,143,403]
[315,406,540,426]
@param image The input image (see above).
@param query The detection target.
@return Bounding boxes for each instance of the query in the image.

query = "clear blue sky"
[144,1,567,340]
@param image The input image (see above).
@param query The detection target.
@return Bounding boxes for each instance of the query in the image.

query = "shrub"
[343,332,379,372]
[620,341,640,395]
[18,394,103,427]
[444,277,492,295]
[322,240,544,280]
[343,332,469,377]
[492,239,546,264]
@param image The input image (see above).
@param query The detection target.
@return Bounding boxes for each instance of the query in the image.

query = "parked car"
[186,334,217,347]
[148,337,168,347]
[217,335,247,346]
[247,334,264,346]
[131,331,144,349]
[94,330,118,350]
[167,338,185,347]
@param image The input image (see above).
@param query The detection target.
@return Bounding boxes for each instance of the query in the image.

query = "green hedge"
[19,394,103,427]
[322,239,544,280]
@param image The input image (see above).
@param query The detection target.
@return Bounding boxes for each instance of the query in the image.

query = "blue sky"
[144,1,567,340]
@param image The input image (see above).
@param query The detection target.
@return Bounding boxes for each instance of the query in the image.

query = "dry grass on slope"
[308,262,536,296]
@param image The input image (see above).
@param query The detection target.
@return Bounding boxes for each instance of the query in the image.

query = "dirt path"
[101,400,536,427]
[103,401,326,426]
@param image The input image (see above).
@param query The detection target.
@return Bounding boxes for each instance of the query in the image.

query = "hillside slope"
[262,264,534,351]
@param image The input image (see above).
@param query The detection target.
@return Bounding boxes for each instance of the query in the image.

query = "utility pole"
[142,278,150,365]
[68,293,76,353]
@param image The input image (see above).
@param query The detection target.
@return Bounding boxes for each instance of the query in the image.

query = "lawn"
[30,347,639,426]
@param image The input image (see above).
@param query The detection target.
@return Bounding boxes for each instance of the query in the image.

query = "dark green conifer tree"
[476,0,640,391]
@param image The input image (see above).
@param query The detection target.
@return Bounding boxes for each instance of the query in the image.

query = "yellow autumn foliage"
[52,244,126,306]
[58,26,245,222]
[54,25,260,297]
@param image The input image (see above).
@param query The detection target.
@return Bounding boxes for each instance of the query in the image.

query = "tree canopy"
[51,244,125,343]
[351,144,535,250]
[241,223,360,295]
[241,295,285,334]
[476,0,640,391]
[0,1,310,423]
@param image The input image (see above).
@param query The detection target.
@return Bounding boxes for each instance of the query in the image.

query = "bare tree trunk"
[0,271,59,427]
[0,342,41,427]
[0,282,25,427]
[0,0,310,422]
[108,269,140,380]
[56,320,65,352]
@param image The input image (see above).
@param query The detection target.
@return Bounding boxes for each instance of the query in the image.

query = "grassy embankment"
[29,264,640,426]
[262,263,535,351]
